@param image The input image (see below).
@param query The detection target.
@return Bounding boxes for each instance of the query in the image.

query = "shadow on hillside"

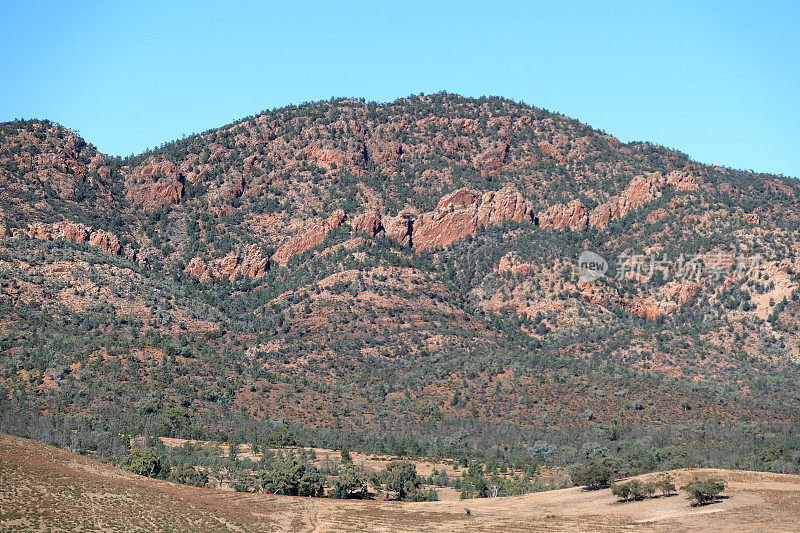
[611,494,679,505]
[690,495,729,507]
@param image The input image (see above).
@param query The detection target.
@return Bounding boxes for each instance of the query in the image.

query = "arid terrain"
[2,94,800,528]
[2,433,799,532]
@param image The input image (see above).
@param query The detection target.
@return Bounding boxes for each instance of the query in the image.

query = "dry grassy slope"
[2,433,800,532]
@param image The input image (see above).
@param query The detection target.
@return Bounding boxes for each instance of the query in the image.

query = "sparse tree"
[656,475,676,496]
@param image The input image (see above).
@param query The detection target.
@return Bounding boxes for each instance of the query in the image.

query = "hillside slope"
[1,93,800,472]
[2,432,799,532]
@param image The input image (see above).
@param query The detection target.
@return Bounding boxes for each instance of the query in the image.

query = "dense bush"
[118,448,169,479]
[167,464,209,487]
[683,478,726,506]
[570,459,617,490]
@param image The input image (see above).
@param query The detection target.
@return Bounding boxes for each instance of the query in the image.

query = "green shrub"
[683,478,726,506]
[329,463,368,499]
[571,459,616,490]
[118,448,169,479]
[167,464,209,487]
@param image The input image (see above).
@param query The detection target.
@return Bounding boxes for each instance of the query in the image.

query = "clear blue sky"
[2,1,798,177]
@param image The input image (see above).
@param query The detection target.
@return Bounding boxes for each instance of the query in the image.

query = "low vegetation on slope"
[1,94,800,490]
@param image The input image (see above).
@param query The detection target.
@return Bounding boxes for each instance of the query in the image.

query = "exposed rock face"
[477,187,533,226]
[412,185,534,250]
[383,212,415,246]
[366,140,404,176]
[88,230,121,256]
[306,145,347,169]
[237,244,269,278]
[126,180,184,210]
[498,252,535,277]
[666,170,699,191]
[28,222,123,257]
[588,174,661,229]
[123,244,148,267]
[184,257,211,281]
[351,211,383,237]
[744,213,760,224]
[136,161,181,179]
[0,122,115,212]
[243,154,257,176]
[586,171,699,229]
[62,223,90,242]
[216,254,241,279]
[372,173,694,250]
[184,244,267,281]
[221,175,245,199]
[664,280,699,303]
[474,142,509,175]
[412,190,482,250]
[272,210,346,266]
[625,297,672,320]
[27,222,55,240]
[536,199,588,231]
[645,208,669,224]
[327,209,346,228]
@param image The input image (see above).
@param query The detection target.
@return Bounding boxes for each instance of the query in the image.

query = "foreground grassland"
[2,433,800,532]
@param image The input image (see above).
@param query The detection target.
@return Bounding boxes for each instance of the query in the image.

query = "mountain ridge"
[2,93,800,477]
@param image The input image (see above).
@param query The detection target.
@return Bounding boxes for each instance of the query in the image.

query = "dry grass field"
[2,433,800,532]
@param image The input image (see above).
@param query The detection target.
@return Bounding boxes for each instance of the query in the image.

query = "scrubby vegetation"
[2,94,800,503]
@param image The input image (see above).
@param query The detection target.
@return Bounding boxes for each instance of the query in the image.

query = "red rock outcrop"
[589,174,661,229]
[477,187,533,226]
[184,257,211,281]
[136,161,181,179]
[221,175,245,199]
[88,230,121,255]
[306,145,346,169]
[28,223,54,240]
[412,186,534,250]
[664,280,699,303]
[243,154,258,176]
[744,213,760,224]
[586,171,700,229]
[645,208,669,224]
[536,199,588,231]
[185,244,267,281]
[666,170,699,191]
[237,244,269,278]
[367,141,404,175]
[272,210,346,266]
[123,244,148,267]
[126,180,184,210]
[28,222,123,257]
[351,211,383,237]
[498,252,535,277]
[625,297,669,320]
[63,223,90,242]
[474,142,509,175]
[383,212,415,246]
[216,254,241,279]
[327,209,346,228]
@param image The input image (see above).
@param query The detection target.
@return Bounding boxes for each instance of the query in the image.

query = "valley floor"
[1,432,799,532]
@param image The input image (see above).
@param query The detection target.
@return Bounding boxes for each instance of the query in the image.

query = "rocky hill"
[2,93,800,474]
